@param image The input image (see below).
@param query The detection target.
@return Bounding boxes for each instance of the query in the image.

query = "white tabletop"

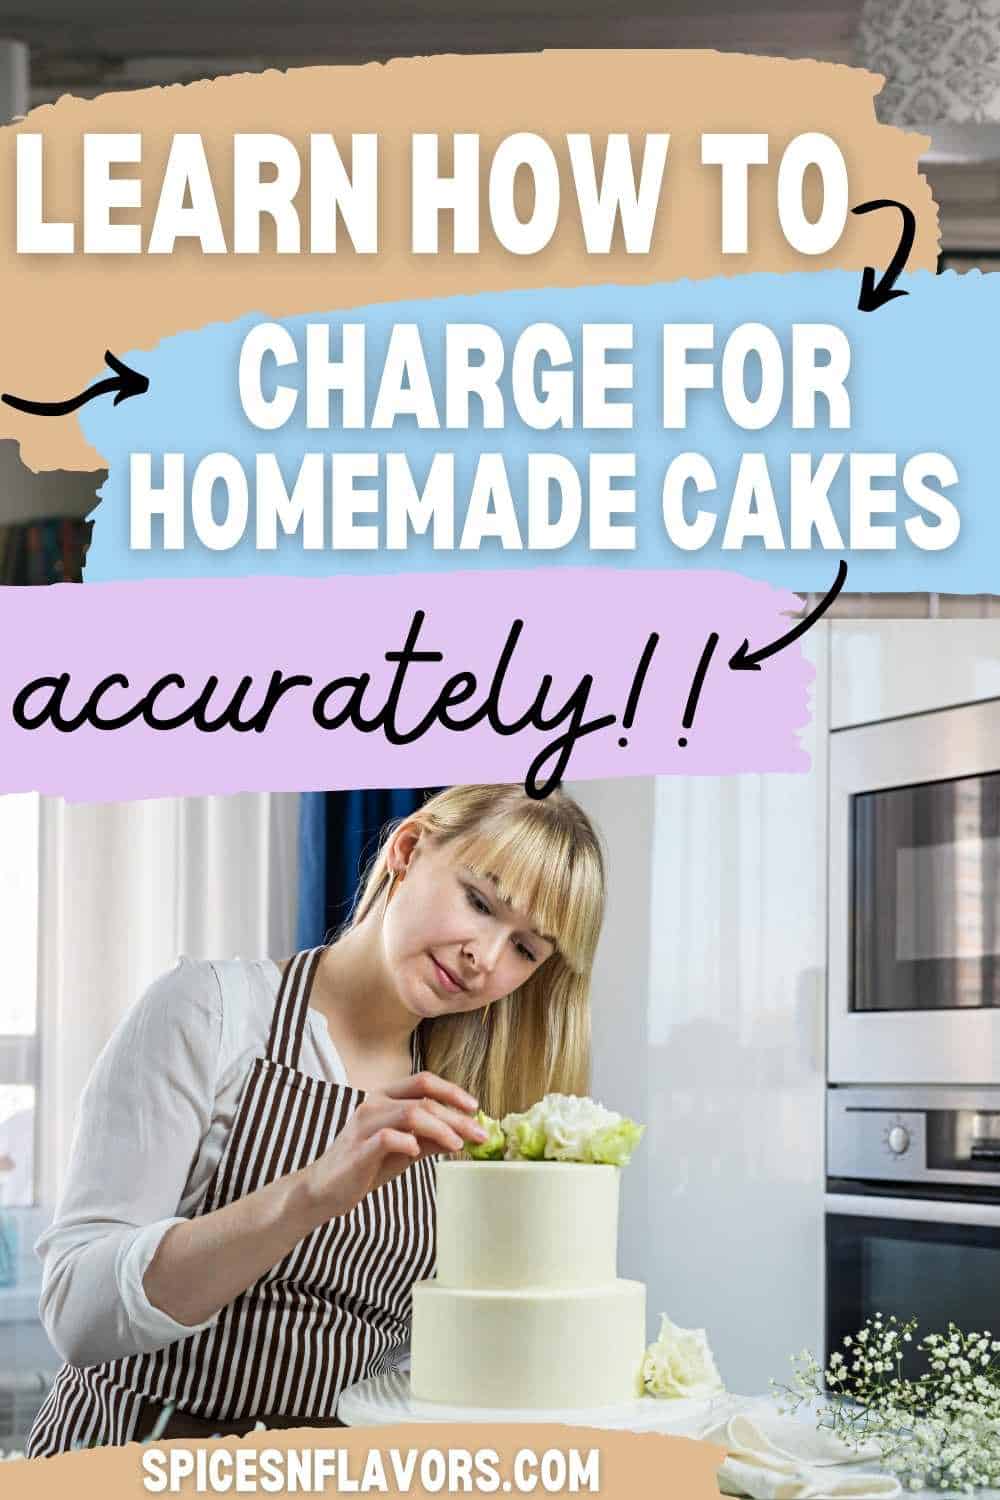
[337,1367,716,1432]
[336,1374,1000,1499]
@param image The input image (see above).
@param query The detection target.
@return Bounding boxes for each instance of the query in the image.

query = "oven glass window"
[827,1213,1000,1375]
[852,771,1000,1011]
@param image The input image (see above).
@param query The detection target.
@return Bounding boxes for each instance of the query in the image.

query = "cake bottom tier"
[410,1280,646,1409]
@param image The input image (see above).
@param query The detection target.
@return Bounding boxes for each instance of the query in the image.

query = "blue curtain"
[0,517,92,583]
[296,788,443,949]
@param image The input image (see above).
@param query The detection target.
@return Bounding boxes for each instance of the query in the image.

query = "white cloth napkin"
[687,1398,902,1499]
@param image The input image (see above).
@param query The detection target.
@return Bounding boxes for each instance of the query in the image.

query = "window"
[0,793,40,1208]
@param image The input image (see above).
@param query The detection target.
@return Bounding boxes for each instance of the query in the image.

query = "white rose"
[642,1314,725,1399]
[498,1094,645,1165]
[502,1094,614,1161]
[541,1095,616,1160]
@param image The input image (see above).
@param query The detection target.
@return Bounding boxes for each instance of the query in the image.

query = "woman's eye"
[516,941,537,963]
[465,887,490,915]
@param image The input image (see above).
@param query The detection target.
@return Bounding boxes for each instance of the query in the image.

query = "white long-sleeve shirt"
[36,956,349,1368]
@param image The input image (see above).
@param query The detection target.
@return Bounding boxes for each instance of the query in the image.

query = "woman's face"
[382,829,557,1020]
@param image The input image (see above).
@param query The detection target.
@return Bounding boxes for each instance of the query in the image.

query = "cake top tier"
[433,1154,622,1290]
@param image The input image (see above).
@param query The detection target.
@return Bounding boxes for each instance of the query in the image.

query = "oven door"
[826,1191,1000,1368]
[829,697,1000,1085]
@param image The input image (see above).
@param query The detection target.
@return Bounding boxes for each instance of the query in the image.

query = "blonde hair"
[349,784,605,1118]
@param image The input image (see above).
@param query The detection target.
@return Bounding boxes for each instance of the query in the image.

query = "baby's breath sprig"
[771,1315,1000,1492]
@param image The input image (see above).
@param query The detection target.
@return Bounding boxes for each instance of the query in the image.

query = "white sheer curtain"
[36,793,300,1205]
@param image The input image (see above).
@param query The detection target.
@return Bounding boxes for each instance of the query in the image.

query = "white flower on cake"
[642,1313,725,1400]
[465,1093,644,1164]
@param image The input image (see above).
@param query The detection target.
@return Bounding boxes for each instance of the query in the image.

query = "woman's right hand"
[301,1072,489,1222]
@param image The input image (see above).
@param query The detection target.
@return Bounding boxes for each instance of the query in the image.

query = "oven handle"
[826,1192,1000,1227]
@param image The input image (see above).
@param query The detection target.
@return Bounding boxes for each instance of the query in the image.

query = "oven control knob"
[887,1124,911,1156]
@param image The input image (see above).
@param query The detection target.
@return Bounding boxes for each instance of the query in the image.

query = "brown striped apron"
[27,948,437,1455]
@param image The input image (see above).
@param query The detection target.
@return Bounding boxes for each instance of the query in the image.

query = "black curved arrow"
[851,198,916,312]
[2,351,149,417]
[729,560,848,672]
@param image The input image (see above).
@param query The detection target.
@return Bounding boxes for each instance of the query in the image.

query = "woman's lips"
[430,954,464,994]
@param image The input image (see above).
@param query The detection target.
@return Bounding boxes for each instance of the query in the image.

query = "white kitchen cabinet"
[572,628,829,1395]
[831,621,1000,729]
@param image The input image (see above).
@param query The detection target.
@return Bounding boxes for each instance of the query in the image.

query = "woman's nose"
[479,929,509,973]
[463,933,505,975]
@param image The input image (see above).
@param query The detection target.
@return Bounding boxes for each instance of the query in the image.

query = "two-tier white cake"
[410,1159,646,1409]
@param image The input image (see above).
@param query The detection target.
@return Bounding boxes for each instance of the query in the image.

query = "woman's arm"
[39,957,485,1357]
[141,1073,485,1328]
[36,958,226,1366]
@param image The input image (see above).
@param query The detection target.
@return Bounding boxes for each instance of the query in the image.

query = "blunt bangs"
[443,809,602,975]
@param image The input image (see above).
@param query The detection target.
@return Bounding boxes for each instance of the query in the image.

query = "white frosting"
[410,1282,646,1409]
[411,1160,646,1409]
[434,1160,619,1288]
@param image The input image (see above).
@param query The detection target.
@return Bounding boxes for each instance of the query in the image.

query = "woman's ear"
[388,820,423,876]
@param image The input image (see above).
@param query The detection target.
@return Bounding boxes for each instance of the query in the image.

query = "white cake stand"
[337,1369,729,1433]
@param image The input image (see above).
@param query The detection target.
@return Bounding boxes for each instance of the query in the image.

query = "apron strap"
[266,947,325,1069]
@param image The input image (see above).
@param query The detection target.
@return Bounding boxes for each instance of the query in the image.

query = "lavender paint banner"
[0,570,811,802]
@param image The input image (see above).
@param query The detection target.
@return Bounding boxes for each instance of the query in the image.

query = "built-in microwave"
[828,698,1000,1086]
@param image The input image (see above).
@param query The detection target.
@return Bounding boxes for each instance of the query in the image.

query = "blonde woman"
[28,783,605,1454]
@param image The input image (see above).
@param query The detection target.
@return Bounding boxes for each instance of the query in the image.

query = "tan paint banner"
[0,49,935,474]
[4,1422,725,1497]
